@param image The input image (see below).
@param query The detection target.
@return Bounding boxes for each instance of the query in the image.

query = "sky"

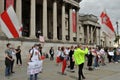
[79,0,120,33]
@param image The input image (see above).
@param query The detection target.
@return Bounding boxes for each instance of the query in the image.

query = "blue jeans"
[5,58,11,76]
[5,66,11,76]
[93,57,99,67]
[30,73,38,80]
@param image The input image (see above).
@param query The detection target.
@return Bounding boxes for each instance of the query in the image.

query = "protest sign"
[27,61,42,75]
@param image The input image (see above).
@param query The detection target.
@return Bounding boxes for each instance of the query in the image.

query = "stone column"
[96,27,100,45]
[0,0,5,36]
[95,27,97,45]
[69,7,73,42]
[87,25,89,44]
[0,0,4,13]
[62,3,66,41]
[30,0,36,38]
[53,0,57,40]
[16,0,22,24]
[76,9,79,42]
[91,26,93,44]
[93,26,97,45]
[81,25,84,44]
[98,28,101,45]
[43,0,48,40]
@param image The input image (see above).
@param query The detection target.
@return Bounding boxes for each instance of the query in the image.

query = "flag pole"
[116,21,119,47]
[88,24,97,45]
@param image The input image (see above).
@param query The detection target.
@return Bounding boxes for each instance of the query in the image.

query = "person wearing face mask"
[5,43,15,76]
[28,44,41,80]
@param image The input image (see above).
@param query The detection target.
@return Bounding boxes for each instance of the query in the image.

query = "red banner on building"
[72,11,76,32]
[6,0,14,9]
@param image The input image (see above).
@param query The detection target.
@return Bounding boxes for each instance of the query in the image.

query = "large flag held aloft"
[0,6,21,38]
[100,11,115,38]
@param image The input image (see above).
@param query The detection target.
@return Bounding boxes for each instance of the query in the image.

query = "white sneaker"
[95,67,100,69]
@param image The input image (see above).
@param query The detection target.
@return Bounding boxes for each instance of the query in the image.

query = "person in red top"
[57,46,67,75]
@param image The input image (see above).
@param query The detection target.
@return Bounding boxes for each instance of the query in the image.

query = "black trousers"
[11,59,14,72]
[70,57,74,70]
[78,63,85,80]
[108,55,112,63]
[5,57,14,73]
[50,54,54,60]
[87,59,93,67]
[16,55,22,65]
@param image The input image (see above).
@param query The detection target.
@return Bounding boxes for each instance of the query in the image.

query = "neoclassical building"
[78,14,114,47]
[0,0,82,43]
[1,0,110,47]
[78,14,101,46]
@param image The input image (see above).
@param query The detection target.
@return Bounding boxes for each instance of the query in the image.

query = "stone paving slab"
[0,59,120,80]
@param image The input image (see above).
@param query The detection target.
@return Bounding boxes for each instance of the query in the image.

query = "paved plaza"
[0,58,120,80]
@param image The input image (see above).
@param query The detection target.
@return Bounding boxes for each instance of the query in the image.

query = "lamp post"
[116,21,119,47]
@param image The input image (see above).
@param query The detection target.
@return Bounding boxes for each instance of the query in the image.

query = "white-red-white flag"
[100,11,115,38]
[0,6,21,38]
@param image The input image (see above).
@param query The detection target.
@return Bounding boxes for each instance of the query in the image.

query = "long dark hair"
[61,46,65,51]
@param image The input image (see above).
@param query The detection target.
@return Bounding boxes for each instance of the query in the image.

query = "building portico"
[13,0,80,43]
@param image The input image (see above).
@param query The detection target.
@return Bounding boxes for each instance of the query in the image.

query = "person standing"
[113,48,119,63]
[107,48,114,63]
[60,46,67,75]
[56,47,61,65]
[99,48,106,65]
[87,47,94,71]
[49,47,54,61]
[5,43,15,76]
[15,46,22,66]
[65,47,70,68]
[69,46,75,72]
[93,48,100,69]
[73,44,88,80]
[28,44,41,80]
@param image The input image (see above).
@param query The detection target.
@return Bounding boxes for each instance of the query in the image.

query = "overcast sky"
[79,0,120,32]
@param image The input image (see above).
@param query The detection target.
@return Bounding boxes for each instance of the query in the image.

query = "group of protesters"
[4,42,120,80]
[54,44,88,80]
[53,45,120,80]
[4,43,43,80]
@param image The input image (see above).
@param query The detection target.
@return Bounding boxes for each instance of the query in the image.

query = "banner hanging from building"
[100,10,115,38]
[72,11,77,33]
[0,6,21,38]
[6,0,14,9]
